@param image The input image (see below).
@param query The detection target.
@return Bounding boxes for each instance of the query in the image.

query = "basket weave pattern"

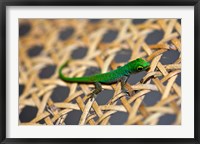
[19,19,181,125]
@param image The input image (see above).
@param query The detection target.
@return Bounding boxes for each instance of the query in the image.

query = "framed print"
[0,0,200,144]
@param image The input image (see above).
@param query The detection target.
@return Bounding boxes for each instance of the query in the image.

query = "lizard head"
[128,58,150,73]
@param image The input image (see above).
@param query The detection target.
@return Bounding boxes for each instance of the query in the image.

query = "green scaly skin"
[59,58,150,98]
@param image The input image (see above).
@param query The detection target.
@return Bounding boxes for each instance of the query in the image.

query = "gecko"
[59,58,150,98]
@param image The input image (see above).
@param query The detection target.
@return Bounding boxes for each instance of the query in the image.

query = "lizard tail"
[59,61,94,83]
[59,61,70,80]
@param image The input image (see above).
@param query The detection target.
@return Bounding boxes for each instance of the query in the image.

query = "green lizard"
[59,58,150,98]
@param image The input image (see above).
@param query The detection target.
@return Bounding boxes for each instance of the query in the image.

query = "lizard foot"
[119,88,131,96]
[121,88,128,93]
[86,93,97,101]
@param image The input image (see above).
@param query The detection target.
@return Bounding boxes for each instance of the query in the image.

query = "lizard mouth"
[144,66,150,71]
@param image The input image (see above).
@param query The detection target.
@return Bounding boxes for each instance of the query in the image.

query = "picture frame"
[0,0,199,143]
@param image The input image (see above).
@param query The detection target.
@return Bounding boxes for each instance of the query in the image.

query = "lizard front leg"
[87,82,102,99]
[120,76,130,95]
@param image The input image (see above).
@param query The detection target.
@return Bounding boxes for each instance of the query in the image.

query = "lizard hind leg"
[87,82,102,100]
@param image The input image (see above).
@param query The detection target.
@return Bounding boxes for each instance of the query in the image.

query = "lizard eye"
[137,66,143,71]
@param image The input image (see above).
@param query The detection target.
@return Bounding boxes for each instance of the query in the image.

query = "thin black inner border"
[0,0,199,144]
